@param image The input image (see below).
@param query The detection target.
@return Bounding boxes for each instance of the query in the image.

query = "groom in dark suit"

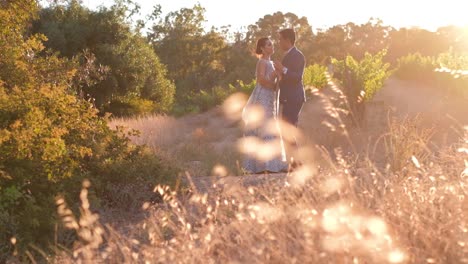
[274,29,306,166]
[274,28,306,126]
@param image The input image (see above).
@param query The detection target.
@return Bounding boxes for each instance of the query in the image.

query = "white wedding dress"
[242,59,287,173]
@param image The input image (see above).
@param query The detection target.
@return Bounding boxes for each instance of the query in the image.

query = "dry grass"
[48,126,467,263]
[14,78,466,263]
[109,109,244,176]
[376,115,435,172]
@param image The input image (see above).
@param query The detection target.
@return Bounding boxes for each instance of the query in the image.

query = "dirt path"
[111,75,467,194]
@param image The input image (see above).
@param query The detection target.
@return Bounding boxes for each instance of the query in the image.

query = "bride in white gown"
[242,37,287,174]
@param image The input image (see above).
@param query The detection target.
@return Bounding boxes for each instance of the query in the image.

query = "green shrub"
[332,50,391,118]
[33,1,176,116]
[303,64,328,89]
[172,79,256,115]
[393,50,468,97]
[103,96,156,117]
[0,77,179,258]
[394,53,436,82]
[0,1,178,259]
[234,79,256,95]
[437,49,468,70]
[436,50,468,96]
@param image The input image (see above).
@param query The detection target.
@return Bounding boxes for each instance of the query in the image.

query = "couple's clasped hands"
[274,60,284,78]
[271,60,285,80]
[266,60,284,90]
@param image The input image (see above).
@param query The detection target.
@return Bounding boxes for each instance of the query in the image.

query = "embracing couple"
[242,29,306,174]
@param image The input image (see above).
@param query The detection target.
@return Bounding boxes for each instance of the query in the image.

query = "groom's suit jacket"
[278,47,306,104]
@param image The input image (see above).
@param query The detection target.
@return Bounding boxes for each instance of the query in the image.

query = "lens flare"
[212,164,228,177]
[222,92,248,120]
[288,164,317,187]
[242,104,265,129]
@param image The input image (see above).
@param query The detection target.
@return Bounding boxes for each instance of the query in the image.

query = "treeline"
[32,0,467,116]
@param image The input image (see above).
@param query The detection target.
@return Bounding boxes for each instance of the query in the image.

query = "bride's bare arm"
[256,60,277,89]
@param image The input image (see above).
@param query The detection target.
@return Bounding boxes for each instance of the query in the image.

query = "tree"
[33,0,175,115]
[0,1,176,258]
[345,18,392,59]
[387,27,448,64]
[246,12,314,60]
[220,31,257,87]
[148,4,230,108]
[310,25,349,63]
[0,0,41,88]
[310,18,393,64]
[332,50,391,121]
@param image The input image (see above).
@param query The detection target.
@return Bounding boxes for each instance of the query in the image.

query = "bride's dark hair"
[255,37,270,55]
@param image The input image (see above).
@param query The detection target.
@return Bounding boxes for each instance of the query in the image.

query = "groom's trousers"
[279,99,304,164]
[281,99,304,127]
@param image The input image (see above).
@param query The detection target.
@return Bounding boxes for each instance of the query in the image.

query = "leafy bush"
[172,80,256,115]
[394,53,436,82]
[149,5,231,106]
[33,1,175,116]
[103,96,156,117]
[332,51,391,118]
[393,50,468,97]
[232,79,256,95]
[303,64,328,89]
[437,48,468,70]
[0,1,178,259]
[0,64,178,259]
[436,50,468,97]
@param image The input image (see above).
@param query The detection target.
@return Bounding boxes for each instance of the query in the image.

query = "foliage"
[394,50,468,97]
[437,48,468,70]
[436,50,468,96]
[303,64,328,89]
[34,2,467,116]
[0,1,178,259]
[233,79,256,95]
[309,20,465,66]
[332,51,391,120]
[149,8,315,115]
[172,80,256,115]
[310,19,393,64]
[33,0,175,116]
[394,53,436,82]
[34,1,467,116]
[245,12,314,58]
[149,5,229,103]
[333,50,391,101]
[220,39,257,87]
[92,34,175,113]
[386,27,449,64]
[102,96,156,117]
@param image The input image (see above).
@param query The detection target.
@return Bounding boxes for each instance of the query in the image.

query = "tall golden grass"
[42,80,467,263]
[49,125,467,263]
[109,109,244,177]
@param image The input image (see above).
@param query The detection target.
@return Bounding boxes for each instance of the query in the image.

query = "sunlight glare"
[222,92,247,121]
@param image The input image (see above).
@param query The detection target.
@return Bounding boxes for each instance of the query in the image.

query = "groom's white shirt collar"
[282,46,295,75]
[285,46,295,55]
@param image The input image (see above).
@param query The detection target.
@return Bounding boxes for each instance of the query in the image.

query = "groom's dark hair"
[279,29,296,45]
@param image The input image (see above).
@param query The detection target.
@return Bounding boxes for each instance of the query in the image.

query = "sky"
[82,0,468,32]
